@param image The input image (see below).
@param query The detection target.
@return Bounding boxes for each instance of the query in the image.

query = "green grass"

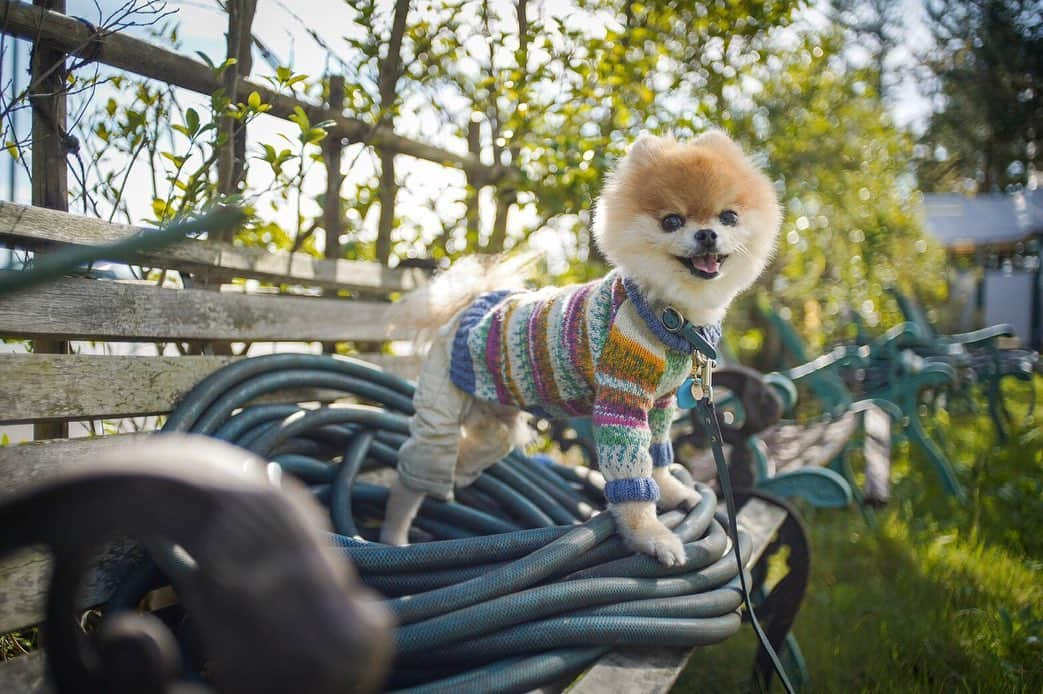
[677,374,1043,693]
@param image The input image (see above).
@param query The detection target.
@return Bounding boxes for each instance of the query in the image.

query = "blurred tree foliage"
[729,28,948,358]
[11,0,951,353]
[915,0,1043,193]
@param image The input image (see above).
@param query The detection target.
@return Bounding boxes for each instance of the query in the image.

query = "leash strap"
[694,396,797,694]
[662,303,795,693]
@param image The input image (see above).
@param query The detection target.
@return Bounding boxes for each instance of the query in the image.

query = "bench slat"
[0,652,49,694]
[0,435,146,502]
[0,354,235,424]
[862,405,892,504]
[567,498,789,693]
[0,277,409,342]
[0,353,420,424]
[0,540,144,636]
[0,202,426,293]
[762,413,858,474]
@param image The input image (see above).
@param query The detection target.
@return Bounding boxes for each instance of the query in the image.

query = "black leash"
[665,306,797,694]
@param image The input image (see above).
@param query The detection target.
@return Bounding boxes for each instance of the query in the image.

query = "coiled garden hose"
[114,353,775,692]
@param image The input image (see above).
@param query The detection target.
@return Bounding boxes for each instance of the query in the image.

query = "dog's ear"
[624,133,669,167]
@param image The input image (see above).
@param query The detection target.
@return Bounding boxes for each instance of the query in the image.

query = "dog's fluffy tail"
[387,253,537,350]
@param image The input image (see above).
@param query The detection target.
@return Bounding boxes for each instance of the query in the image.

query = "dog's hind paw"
[379,527,409,546]
[654,468,700,510]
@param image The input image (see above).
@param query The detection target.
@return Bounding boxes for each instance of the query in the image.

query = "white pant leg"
[455,401,529,487]
[396,330,473,501]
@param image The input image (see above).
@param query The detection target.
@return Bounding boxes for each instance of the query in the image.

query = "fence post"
[216,0,257,223]
[484,0,527,254]
[321,75,345,355]
[30,0,69,440]
[322,76,346,263]
[464,118,482,253]
[199,0,255,357]
[374,0,410,266]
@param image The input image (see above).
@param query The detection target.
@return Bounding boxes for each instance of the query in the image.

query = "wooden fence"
[0,0,516,435]
[0,0,495,640]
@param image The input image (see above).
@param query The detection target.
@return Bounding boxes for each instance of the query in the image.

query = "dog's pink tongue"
[692,255,720,273]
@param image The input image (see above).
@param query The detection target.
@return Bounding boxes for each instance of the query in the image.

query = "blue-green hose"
[130,353,772,692]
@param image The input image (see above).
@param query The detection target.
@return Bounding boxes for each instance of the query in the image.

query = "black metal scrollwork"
[0,435,393,694]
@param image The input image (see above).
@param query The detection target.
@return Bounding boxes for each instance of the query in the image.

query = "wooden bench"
[0,201,423,642]
[0,203,809,692]
[663,363,882,510]
[757,302,966,500]
[0,2,808,687]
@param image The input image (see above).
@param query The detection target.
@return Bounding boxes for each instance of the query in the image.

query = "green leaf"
[160,151,187,168]
[999,608,1014,636]
[248,91,262,109]
[151,198,169,219]
[185,108,200,135]
[288,105,310,131]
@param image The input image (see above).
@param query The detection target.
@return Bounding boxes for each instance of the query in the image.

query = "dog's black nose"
[695,229,717,245]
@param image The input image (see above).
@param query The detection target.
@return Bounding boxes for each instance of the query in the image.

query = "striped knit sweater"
[449,270,721,504]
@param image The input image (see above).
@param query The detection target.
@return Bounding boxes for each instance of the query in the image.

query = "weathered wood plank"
[569,498,788,694]
[0,353,420,423]
[568,647,698,694]
[0,540,145,634]
[0,434,146,499]
[0,0,511,182]
[0,651,50,693]
[737,497,790,568]
[0,355,236,423]
[0,276,413,342]
[28,0,70,442]
[763,412,858,474]
[0,203,427,292]
[862,405,892,504]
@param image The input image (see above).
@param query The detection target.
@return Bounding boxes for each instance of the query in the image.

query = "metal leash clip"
[677,353,716,409]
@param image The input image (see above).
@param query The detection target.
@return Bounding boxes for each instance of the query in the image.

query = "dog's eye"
[719,210,739,226]
[660,214,685,232]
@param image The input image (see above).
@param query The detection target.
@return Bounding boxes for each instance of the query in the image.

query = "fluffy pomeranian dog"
[381,131,781,565]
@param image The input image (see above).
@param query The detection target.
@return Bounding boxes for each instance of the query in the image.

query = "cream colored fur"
[385,253,538,351]
[592,131,781,326]
[383,132,780,566]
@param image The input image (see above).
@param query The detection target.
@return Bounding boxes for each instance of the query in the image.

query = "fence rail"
[0,0,513,182]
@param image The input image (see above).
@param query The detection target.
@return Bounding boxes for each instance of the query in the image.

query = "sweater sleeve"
[591,322,666,504]
[648,394,677,468]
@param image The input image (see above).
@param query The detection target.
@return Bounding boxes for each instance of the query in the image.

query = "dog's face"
[592,132,781,322]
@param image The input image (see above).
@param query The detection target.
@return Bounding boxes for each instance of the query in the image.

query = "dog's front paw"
[653,467,700,510]
[627,522,686,566]
[611,501,687,566]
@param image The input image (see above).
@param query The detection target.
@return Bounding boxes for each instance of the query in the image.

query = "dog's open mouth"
[676,253,727,279]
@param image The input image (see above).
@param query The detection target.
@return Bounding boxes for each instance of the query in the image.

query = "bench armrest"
[944,324,1016,347]
[846,397,904,422]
